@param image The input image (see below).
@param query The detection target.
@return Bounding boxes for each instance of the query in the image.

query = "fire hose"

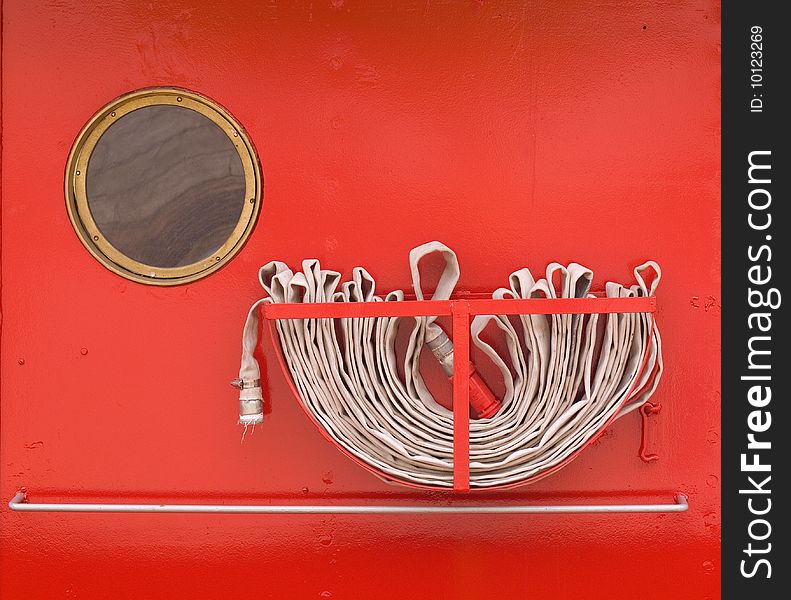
[235,242,663,489]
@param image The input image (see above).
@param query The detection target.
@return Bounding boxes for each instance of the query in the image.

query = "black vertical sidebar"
[722,2,788,598]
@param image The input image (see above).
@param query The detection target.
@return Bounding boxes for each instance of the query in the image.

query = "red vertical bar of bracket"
[451,300,471,491]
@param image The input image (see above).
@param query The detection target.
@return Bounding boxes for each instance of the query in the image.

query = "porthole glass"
[66,88,262,285]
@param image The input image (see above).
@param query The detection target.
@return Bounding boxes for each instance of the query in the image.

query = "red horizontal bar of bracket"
[262,295,655,320]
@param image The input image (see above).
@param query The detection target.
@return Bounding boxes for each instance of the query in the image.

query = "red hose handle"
[445,362,501,419]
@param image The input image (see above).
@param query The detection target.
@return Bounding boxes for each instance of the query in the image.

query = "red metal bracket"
[639,402,662,463]
[263,294,657,491]
[451,300,471,491]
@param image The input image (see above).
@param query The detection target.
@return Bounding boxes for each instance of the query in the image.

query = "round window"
[65,88,262,285]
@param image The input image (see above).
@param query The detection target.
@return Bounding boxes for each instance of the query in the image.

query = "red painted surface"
[1,1,721,599]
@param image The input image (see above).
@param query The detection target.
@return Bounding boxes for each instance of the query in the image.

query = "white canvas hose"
[235,241,662,489]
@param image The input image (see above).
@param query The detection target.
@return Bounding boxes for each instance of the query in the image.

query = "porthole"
[65,88,262,285]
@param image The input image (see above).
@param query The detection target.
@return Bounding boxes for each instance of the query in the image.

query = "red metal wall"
[1,1,721,598]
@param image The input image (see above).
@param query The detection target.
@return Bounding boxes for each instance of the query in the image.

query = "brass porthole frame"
[65,87,262,286]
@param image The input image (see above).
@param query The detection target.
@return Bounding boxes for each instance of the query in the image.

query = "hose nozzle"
[425,324,501,419]
[231,378,264,425]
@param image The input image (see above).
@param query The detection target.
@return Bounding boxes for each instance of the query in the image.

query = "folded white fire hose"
[235,242,662,489]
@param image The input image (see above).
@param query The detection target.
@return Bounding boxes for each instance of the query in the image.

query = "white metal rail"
[8,490,688,514]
